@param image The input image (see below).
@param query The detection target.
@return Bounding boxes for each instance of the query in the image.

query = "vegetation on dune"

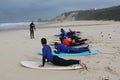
[53,5,120,21]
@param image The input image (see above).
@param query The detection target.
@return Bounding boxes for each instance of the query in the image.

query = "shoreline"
[0,20,119,32]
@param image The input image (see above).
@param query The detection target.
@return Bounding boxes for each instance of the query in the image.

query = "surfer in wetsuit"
[39,38,87,70]
[30,21,36,39]
[59,34,87,47]
[54,42,90,54]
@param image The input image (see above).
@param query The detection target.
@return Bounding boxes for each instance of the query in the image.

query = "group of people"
[29,21,88,70]
[39,38,88,70]
[59,28,88,47]
[38,28,90,70]
[53,28,90,54]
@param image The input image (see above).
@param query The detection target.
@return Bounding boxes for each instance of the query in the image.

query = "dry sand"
[0,21,120,80]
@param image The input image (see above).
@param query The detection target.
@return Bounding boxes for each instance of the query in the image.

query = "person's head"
[54,42,58,49]
[60,28,64,32]
[41,38,47,46]
[31,21,34,24]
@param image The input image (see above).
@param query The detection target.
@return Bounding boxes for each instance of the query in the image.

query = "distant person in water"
[30,21,36,39]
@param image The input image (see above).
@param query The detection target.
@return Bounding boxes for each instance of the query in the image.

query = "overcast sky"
[0,0,120,22]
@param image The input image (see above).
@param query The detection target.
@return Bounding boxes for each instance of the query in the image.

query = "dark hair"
[61,33,64,37]
[54,42,58,46]
[41,38,47,44]
[59,34,64,41]
[60,28,63,32]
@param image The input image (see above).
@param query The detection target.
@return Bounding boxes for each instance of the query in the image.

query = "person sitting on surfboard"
[54,42,91,54]
[39,38,87,70]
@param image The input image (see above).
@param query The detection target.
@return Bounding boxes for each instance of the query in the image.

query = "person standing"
[30,21,36,39]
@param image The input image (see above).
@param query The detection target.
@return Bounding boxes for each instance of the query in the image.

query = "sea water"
[0,22,48,31]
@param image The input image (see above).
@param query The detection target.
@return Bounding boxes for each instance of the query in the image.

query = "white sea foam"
[0,22,47,30]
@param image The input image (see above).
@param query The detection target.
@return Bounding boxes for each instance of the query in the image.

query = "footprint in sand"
[105,67,113,72]
[105,66,118,76]
[109,37,111,39]
[101,35,104,37]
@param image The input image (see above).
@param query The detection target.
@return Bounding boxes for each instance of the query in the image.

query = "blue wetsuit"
[61,29,68,37]
[42,44,79,66]
[42,45,53,62]
[56,43,90,53]
[56,44,69,53]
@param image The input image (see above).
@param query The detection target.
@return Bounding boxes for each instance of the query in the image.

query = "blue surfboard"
[38,50,99,56]
[54,33,80,38]
[54,34,60,37]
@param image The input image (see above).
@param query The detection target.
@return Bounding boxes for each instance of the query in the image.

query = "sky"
[0,0,120,23]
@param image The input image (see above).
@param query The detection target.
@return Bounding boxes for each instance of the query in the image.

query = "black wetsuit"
[30,22,35,39]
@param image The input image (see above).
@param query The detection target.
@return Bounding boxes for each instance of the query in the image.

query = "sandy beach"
[0,21,120,80]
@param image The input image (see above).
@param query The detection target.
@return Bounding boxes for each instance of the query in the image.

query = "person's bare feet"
[87,45,91,53]
[79,59,84,67]
[79,60,88,71]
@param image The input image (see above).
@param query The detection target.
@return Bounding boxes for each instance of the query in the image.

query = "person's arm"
[55,45,61,54]
[34,24,36,30]
[42,56,45,66]
[39,56,45,67]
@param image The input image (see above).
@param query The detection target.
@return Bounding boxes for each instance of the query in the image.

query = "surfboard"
[20,61,82,70]
[54,33,80,38]
[51,39,61,43]
[54,34,60,37]
[38,50,99,56]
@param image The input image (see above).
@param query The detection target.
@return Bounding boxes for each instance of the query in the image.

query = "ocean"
[0,22,48,31]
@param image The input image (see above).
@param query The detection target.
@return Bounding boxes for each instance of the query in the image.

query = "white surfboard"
[20,61,82,70]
